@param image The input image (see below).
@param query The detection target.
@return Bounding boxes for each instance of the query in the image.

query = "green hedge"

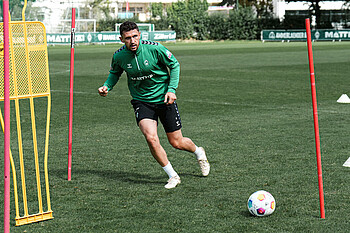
[207,8,257,40]
[96,1,286,40]
[227,7,258,40]
[207,13,229,40]
[166,0,209,39]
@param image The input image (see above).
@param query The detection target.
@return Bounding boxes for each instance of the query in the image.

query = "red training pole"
[68,8,76,181]
[3,0,11,232]
[305,18,325,219]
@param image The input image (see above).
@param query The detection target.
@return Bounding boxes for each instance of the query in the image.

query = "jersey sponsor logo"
[127,64,132,69]
[166,50,172,59]
[144,60,149,66]
[130,73,154,81]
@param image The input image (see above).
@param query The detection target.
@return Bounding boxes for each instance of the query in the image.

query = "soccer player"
[98,21,210,189]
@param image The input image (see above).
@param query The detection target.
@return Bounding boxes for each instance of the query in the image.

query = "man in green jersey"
[98,21,210,189]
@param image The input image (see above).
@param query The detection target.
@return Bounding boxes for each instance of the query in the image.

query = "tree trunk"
[315,0,321,28]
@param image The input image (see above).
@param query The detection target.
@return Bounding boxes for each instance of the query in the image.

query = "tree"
[167,0,209,39]
[150,2,163,18]
[218,0,253,9]
[0,0,37,21]
[252,0,274,19]
[150,3,169,31]
[228,7,257,39]
[343,0,350,28]
[218,0,274,19]
[89,0,112,19]
[345,0,350,8]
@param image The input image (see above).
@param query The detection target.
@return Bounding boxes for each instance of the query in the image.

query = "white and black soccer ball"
[247,190,276,217]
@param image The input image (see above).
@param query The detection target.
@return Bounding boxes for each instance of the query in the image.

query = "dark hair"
[119,21,139,36]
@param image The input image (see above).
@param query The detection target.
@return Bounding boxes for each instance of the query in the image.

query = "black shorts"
[131,99,182,133]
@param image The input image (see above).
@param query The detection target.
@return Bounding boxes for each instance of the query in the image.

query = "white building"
[274,0,347,19]
[30,0,349,33]
[274,0,348,28]
[32,0,222,33]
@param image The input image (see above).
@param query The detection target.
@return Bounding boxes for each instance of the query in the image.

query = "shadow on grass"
[240,210,254,218]
[179,172,204,178]
[50,168,165,185]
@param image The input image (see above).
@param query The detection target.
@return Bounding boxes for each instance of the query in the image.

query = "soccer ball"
[247,190,276,217]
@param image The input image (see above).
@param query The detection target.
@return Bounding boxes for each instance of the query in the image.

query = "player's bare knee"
[145,135,160,148]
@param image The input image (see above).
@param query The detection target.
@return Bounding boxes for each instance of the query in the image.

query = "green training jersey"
[103,40,180,104]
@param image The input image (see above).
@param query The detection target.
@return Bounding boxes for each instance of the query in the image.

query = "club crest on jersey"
[127,64,132,69]
[144,60,149,66]
[166,50,172,59]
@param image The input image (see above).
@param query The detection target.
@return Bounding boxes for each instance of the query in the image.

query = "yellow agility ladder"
[0,0,53,226]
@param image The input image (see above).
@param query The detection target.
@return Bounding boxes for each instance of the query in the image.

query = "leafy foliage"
[252,0,274,19]
[97,18,119,32]
[219,0,274,19]
[150,18,170,31]
[167,0,209,39]
[228,7,257,40]
[150,2,164,18]
[208,13,229,40]
[150,2,170,30]
[207,7,258,40]
[89,0,112,19]
[0,0,37,21]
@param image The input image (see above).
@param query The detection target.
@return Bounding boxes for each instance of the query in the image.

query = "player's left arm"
[157,44,180,104]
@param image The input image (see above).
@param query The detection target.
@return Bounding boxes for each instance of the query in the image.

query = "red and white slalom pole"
[3,0,11,232]
[305,18,325,219]
[68,8,76,181]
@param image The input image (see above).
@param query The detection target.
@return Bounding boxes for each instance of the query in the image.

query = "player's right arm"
[99,54,124,97]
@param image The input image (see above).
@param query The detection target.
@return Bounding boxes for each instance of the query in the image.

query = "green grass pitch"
[1,41,350,232]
